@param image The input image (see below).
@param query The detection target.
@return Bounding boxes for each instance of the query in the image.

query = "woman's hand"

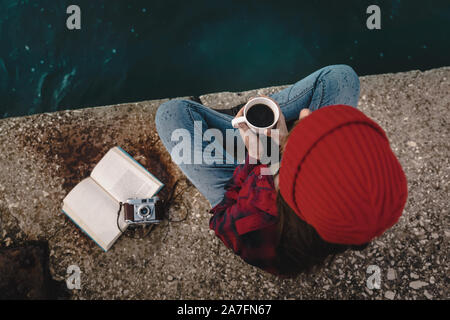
[268,107,311,146]
[260,96,288,147]
[235,106,264,160]
[298,108,311,120]
[235,95,306,160]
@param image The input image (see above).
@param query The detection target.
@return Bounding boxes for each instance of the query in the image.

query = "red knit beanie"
[279,105,408,245]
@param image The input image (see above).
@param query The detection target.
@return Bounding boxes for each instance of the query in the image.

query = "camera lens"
[139,206,149,216]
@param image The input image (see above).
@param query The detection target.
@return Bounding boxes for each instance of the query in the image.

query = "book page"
[90,147,163,202]
[62,177,127,251]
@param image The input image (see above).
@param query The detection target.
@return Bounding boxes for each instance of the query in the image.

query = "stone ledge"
[0,67,449,299]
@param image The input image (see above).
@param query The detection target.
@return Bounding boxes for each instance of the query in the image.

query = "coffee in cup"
[231,97,280,133]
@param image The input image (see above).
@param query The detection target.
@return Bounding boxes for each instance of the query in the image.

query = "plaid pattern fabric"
[209,156,279,275]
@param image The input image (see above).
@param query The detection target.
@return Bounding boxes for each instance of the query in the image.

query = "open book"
[62,146,164,251]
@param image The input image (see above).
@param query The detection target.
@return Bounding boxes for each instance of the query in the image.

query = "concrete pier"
[0,67,448,299]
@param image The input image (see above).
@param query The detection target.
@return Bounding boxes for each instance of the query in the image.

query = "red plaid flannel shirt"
[209,155,279,275]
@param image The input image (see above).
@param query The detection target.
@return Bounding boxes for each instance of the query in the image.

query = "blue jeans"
[155,65,360,207]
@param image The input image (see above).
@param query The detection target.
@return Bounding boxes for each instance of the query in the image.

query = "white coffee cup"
[231,96,280,134]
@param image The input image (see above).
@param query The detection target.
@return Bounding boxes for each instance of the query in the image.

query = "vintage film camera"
[123,197,163,226]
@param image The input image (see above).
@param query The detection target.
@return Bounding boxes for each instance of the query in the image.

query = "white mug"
[231,96,280,134]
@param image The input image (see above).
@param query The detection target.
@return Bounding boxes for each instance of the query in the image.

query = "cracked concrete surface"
[0,67,449,299]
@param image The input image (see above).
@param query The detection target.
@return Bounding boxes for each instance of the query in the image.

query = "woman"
[155,65,407,276]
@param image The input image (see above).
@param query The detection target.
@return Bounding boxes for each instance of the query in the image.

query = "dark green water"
[0,0,449,118]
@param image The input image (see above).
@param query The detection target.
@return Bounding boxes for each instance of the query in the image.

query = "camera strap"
[116,201,125,233]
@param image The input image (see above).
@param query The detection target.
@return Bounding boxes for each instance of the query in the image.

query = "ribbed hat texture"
[279,105,408,245]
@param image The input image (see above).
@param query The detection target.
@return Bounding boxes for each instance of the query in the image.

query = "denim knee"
[339,64,359,84]
[326,65,360,91]
[155,99,193,148]
[156,99,189,132]
[321,64,360,107]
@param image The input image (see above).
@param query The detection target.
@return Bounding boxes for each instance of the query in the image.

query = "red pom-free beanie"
[279,105,407,245]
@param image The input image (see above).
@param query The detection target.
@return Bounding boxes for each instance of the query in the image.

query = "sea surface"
[0,0,449,118]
